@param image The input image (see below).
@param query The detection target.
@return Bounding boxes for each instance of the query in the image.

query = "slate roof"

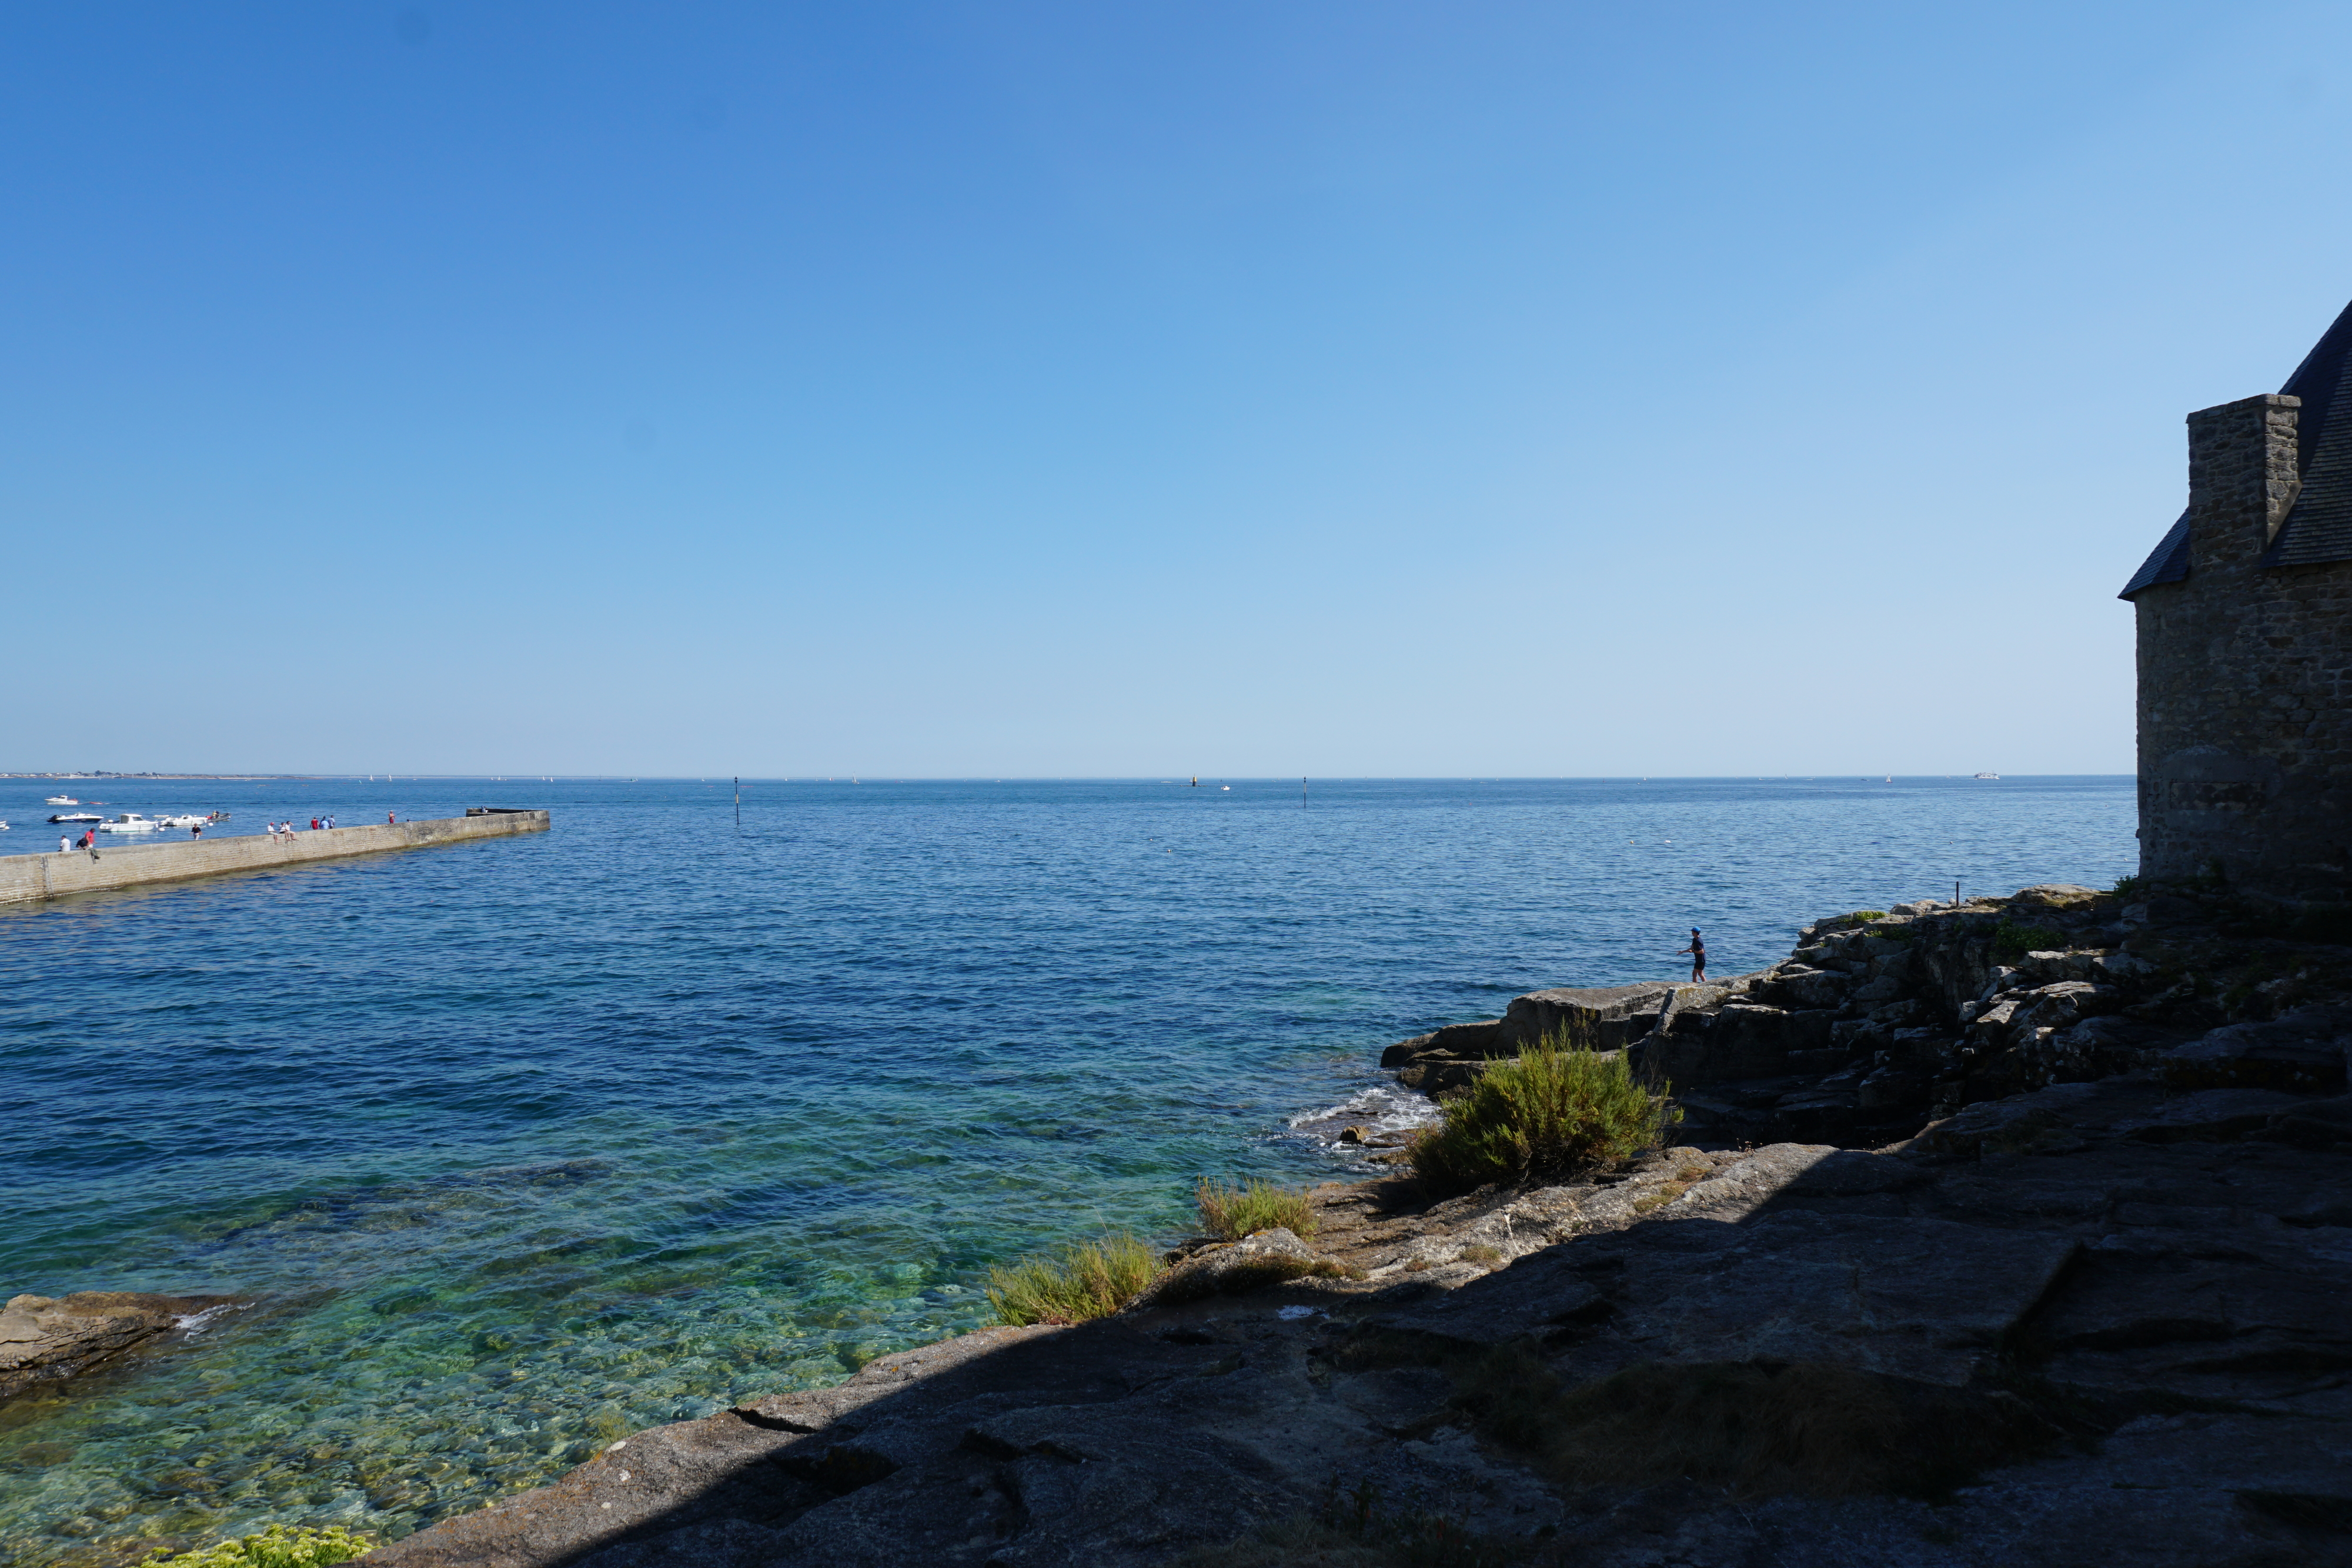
[2121,297,2352,598]
[2120,508,2191,597]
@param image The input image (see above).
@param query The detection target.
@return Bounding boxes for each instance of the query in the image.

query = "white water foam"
[1287,1085,1440,1155]
[171,1303,245,1338]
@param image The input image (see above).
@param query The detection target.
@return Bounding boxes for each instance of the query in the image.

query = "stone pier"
[0,810,550,905]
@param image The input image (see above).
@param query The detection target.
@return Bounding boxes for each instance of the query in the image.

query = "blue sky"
[5,2,2348,777]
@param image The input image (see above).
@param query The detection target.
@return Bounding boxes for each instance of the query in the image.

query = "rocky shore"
[356,879,2352,1567]
[1382,882,2352,1147]
[0,1292,232,1402]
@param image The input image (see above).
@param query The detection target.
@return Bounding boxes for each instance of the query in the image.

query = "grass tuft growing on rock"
[1992,920,2070,961]
[138,1525,373,1568]
[1197,1178,1320,1240]
[1407,1035,1678,1193]
[987,1233,1163,1326]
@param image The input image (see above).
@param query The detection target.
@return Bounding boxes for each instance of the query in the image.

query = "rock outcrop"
[368,1067,2352,1566]
[1382,881,2352,1154]
[0,1292,227,1400]
[230,880,2352,1565]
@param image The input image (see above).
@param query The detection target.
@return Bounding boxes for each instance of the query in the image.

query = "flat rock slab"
[0,1290,228,1400]
[1561,1410,2352,1568]
[1505,983,1681,1048]
[367,1312,1539,1568]
[1125,1228,1324,1311]
[2112,1086,2312,1142]
[1902,1078,2165,1158]
[1382,1208,2075,1386]
[2158,1004,2352,1093]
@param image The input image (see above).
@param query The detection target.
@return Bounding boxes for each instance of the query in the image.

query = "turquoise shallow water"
[0,775,2135,1562]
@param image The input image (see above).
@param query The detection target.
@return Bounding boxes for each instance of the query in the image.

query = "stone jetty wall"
[0,810,550,906]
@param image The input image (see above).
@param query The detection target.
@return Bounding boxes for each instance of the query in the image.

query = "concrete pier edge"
[0,811,551,905]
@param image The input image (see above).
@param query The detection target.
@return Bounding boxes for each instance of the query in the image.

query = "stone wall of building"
[2134,393,2352,899]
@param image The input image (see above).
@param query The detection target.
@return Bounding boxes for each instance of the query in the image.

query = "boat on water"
[48,812,101,824]
[98,813,160,833]
[1973,772,2000,780]
[45,795,77,805]
[155,814,213,828]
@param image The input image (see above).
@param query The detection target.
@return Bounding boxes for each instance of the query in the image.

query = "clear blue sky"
[6,2,2347,777]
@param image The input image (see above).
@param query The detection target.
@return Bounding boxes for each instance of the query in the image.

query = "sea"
[0,774,2135,1562]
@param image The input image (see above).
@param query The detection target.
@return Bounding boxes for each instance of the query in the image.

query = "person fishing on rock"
[1678,927,1706,982]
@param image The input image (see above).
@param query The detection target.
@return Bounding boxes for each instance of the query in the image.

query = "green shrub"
[1196,1178,1319,1241]
[1992,921,2069,961]
[2109,874,2144,901]
[139,1525,373,1568]
[1408,1035,1679,1193]
[987,1233,1162,1326]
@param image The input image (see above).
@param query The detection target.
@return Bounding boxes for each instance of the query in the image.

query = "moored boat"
[44,795,78,805]
[48,812,101,824]
[98,814,159,833]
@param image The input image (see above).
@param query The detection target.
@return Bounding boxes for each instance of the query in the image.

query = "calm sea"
[0,775,2133,1560]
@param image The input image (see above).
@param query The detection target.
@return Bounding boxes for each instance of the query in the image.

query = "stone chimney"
[2183,393,2300,583]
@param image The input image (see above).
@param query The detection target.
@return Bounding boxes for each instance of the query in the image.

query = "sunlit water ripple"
[0,775,2133,1560]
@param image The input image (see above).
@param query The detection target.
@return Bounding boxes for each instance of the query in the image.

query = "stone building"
[2121,302,2352,900]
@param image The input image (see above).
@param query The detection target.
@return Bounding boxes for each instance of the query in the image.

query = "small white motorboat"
[45,795,78,805]
[1973,772,2000,780]
[155,814,213,828]
[49,812,100,824]
[99,813,160,833]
